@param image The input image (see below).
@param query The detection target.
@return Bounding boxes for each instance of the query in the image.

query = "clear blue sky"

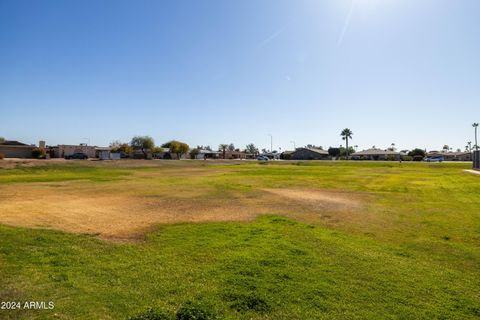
[1,0,479,152]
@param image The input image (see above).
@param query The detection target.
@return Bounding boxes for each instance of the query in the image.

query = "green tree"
[110,140,133,155]
[408,148,426,157]
[328,147,341,158]
[219,144,228,159]
[163,140,189,159]
[0,137,4,143]
[130,136,154,159]
[228,143,235,151]
[189,148,200,159]
[340,128,353,159]
[245,143,259,156]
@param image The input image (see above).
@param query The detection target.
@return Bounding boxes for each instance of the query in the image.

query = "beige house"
[351,148,401,161]
[51,144,96,158]
[0,140,36,158]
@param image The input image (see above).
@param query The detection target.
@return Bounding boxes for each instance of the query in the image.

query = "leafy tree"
[245,143,259,155]
[388,143,396,151]
[190,148,200,159]
[442,145,450,152]
[110,140,133,154]
[32,148,46,159]
[408,148,426,157]
[0,137,4,143]
[328,147,341,158]
[130,136,154,158]
[340,128,353,159]
[219,144,228,159]
[163,140,189,159]
[228,143,235,151]
[196,145,212,151]
[339,147,355,157]
[306,144,323,150]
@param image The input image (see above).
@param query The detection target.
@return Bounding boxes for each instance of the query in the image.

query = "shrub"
[386,155,397,161]
[401,155,413,161]
[32,148,46,159]
[0,153,4,160]
[128,308,172,320]
[413,155,424,162]
[408,148,426,158]
[175,301,217,320]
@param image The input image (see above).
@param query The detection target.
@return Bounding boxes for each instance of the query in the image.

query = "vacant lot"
[0,160,479,319]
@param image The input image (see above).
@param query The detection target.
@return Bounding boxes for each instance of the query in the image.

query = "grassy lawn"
[0,160,479,319]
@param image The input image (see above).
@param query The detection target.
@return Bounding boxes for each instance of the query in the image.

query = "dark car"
[65,152,88,160]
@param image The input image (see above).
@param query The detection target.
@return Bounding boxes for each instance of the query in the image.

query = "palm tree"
[340,128,353,159]
[473,123,479,151]
[467,141,472,152]
[218,144,228,159]
[390,143,396,151]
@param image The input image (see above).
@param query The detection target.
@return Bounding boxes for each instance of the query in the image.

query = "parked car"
[425,156,444,162]
[256,156,269,161]
[65,152,88,160]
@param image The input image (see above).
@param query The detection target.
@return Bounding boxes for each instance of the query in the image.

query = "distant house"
[290,148,329,160]
[427,151,472,162]
[192,149,221,160]
[224,150,248,160]
[280,151,294,160]
[259,152,281,160]
[0,140,36,158]
[351,148,401,161]
[95,147,120,160]
[51,144,96,158]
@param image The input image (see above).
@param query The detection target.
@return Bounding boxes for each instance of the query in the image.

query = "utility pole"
[473,123,479,151]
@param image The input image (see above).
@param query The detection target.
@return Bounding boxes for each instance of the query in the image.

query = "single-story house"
[0,140,36,158]
[224,150,248,160]
[351,148,401,161]
[291,148,330,160]
[258,152,281,160]
[51,144,96,158]
[94,147,120,160]
[192,149,221,160]
[427,151,472,162]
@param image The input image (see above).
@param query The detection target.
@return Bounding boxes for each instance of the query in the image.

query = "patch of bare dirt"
[0,180,370,242]
[263,188,360,209]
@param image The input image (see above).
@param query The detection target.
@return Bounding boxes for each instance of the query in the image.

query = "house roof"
[292,148,329,155]
[0,140,28,146]
[197,149,220,154]
[352,148,400,156]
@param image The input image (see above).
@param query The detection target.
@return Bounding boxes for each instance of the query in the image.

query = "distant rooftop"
[0,140,29,146]
[352,148,400,156]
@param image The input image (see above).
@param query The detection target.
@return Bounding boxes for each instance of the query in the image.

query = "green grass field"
[0,160,479,319]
